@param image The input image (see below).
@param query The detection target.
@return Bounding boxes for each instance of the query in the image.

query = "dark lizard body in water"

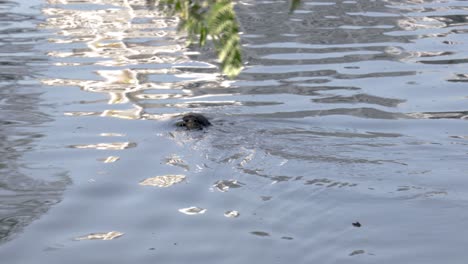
[176,113,211,130]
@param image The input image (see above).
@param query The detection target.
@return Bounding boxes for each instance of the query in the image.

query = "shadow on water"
[0,0,69,244]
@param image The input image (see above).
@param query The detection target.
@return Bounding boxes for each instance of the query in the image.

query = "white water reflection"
[178,206,207,215]
[139,175,186,187]
[69,142,136,150]
[41,0,222,124]
[165,155,189,170]
[224,210,240,218]
[74,231,124,241]
[98,156,120,163]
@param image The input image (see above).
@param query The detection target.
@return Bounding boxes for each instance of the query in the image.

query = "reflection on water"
[250,231,270,237]
[213,179,244,192]
[74,231,124,241]
[178,206,207,215]
[0,0,69,244]
[224,210,240,218]
[151,0,243,77]
[2,0,468,263]
[69,142,137,150]
[98,156,120,163]
[165,154,190,170]
[139,174,186,187]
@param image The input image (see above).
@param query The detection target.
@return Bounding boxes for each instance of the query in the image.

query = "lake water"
[1,0,468,263]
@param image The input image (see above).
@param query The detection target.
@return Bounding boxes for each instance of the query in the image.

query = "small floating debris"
[178,206,206,215]
[139,175,185,187]
[224,210,240,218]
[352,222,361,227]
[74,231,124,241]
[213,180,244,192]
[349,249,365,256]
[281,236,294,240]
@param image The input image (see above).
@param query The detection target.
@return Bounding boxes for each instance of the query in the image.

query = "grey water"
[1,0,468,263]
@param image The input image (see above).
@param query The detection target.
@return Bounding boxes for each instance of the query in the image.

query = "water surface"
[1,0,468,263]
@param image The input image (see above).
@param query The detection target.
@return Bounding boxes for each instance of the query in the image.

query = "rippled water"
[2,0,468,263]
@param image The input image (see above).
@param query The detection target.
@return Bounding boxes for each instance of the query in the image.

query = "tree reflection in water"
[147,0,242,78]
[146,0,302,78]
[289,0,302,13]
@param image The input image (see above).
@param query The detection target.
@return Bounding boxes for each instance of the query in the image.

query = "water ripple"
[3,0,468,263]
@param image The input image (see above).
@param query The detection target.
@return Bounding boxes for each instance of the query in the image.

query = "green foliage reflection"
[289,0,302,13]
[152,0,243,78]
